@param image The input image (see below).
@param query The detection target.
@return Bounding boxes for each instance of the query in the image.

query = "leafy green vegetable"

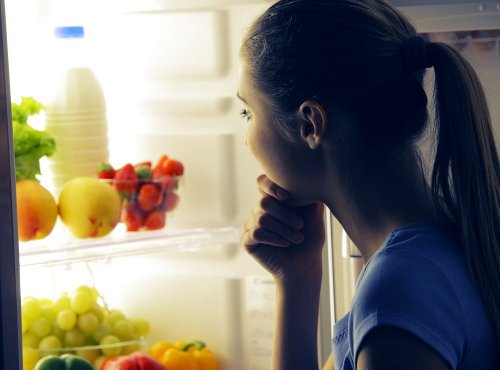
[12,97,56,181]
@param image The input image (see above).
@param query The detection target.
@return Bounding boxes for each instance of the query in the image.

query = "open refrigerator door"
[3,0,307,369]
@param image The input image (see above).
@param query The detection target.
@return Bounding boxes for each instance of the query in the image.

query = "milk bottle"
[44,26,109,196]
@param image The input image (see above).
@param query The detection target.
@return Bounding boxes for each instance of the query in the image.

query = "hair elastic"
[401,35,433,72]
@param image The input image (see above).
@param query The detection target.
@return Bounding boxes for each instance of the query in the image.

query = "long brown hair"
[241,0,500,347]
[429,40,500,344]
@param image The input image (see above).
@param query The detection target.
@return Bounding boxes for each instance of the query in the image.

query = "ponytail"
[430,41,500,346]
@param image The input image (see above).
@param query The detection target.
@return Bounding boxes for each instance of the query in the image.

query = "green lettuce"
[12,97,56,181]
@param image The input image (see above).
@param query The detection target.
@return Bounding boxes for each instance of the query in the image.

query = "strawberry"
[144,210,166,230]
[122,200,144,231]
[97,162,116,180]
[113,163,139,199]
[159,192,180,213]
[135,165,152,180]
[152,155,169,179]
[159,174,176,194]
[161,159,184,177]
[137,183,163,212]
[135,161,152,168]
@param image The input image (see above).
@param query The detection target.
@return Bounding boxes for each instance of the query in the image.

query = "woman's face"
[237,62,321,205]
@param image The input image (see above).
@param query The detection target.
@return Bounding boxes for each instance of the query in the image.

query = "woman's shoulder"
[354,221,483,330]
[361,221,465,286]
[349,222,495,369]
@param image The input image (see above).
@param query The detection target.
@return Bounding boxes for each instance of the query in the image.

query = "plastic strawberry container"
[101,175,181,232]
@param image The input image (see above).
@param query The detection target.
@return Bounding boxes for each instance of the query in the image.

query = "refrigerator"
[1,1,499,370]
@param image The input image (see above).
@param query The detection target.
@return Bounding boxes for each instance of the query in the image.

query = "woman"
[238,0,500,369]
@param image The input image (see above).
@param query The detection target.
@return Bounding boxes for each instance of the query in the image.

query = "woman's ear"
[298,101,328,150]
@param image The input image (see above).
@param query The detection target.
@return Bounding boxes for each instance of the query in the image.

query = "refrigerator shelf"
[18,225,240,267]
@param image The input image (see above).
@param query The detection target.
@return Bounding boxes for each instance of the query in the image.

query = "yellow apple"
[16,179,58,242]
[58,177,121,238]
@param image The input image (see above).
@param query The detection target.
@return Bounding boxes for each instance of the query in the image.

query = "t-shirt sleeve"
[349,248,467,369]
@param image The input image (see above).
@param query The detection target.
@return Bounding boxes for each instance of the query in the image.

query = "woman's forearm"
[272,273,323,370]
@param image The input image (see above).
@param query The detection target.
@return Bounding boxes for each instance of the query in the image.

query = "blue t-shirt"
[332,222,496,370]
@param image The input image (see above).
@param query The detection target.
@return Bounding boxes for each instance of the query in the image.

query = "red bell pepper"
[101,353,164,370]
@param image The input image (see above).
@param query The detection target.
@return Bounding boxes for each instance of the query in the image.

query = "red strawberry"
[97,162,116,180]
[135,161,152,168]
[144,210,166,230]
[122,200,144,231]
[152,155,169,179]
[159,174,176,194]
[159,193,180,213]
[161,159,184,177]
[113,164,139,198]
[137,184,163,212]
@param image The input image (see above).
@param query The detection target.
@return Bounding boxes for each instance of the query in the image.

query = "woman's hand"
[241,174,326,284]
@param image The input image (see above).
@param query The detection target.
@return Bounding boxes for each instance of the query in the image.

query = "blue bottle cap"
[54,26,85,39]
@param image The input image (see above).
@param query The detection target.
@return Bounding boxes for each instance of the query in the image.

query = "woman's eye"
[239,108,251,121]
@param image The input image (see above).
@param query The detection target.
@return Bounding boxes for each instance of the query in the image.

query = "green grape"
[30,317,52,338]
[38,298,53,306]
[112,320,134,341]
[122,343,142,355]
[84,336,98,346]
[106,310,125,326]
[71,291,92,314]
[54,294,71,312]
[22,298,42,321]
[38,335,62,355]
[56,309,77,331]
[130,318,150,337]
[76,348,101,364]
[21,312,33,334]
[75,285,99,303]
[22,332,41,348]
[92,323,112,343]
[51,321,65,341]
[78,312,99,334]
[22,347,40,370]
[100,335,122,356]
[40,304,57,322]
[64,328,86,348]
[89,303,105,322]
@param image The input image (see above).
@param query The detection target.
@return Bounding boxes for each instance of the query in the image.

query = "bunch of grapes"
[21,285,150,370]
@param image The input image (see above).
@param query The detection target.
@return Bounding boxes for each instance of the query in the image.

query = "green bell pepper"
[34,354,94,370]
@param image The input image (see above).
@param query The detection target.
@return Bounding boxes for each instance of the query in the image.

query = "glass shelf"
[19,224,240,267]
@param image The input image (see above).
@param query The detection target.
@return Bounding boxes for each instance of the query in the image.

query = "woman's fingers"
[242,175,305,253]
[241,226,291,248]
[256,174,289,200]
[253,196,303,231]
[244,212,304,245]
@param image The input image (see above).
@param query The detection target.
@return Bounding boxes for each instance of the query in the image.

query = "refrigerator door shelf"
[18,224,240,267]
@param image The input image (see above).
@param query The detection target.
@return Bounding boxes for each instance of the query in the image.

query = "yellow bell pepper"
[149,340,219,370]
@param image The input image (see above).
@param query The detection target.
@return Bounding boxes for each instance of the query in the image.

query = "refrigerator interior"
[4,0,500,369]
[5,0,299,369]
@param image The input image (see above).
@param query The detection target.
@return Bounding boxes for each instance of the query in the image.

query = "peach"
[16,179,58,242]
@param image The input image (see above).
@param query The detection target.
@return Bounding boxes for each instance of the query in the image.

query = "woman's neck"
[324,155,438,262]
